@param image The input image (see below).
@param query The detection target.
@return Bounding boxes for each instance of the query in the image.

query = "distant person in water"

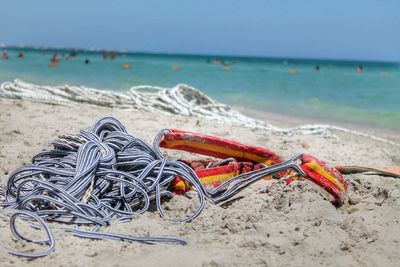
[102,51,109,60]
[315,65,320,71]
[51,53,60,64]
[18,52,24,59]
[85,59,90,64]
[1,50,8,60]
[111,51,116,60]
[356,65,364,73]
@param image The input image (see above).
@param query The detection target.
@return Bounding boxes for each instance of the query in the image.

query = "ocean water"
[1,47,399,130]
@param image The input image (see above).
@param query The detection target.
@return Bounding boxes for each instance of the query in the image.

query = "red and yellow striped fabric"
[160,129,283,166]
[160,129,348,204]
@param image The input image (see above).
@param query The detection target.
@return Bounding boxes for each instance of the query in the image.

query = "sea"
[1,47,399,130]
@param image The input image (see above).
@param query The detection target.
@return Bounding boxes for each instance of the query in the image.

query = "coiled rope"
[0,117,306,258]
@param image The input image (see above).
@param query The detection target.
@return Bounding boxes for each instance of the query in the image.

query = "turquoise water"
[1,47,399,129]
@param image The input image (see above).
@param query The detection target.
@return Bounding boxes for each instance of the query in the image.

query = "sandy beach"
[0,98,399,267]
[2,1,399,266]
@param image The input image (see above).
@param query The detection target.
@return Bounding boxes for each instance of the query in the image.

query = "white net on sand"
[1,79,399,147]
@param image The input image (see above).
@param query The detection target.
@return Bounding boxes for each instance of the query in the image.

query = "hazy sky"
[1,0,399,61]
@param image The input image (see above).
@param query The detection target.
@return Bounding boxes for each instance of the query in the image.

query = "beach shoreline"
[0,98,399,266]
[236,106,400,143]
[1,46,399,131]
[1,79,399,147]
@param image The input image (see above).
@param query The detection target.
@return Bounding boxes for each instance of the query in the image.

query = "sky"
[1,0,399,62]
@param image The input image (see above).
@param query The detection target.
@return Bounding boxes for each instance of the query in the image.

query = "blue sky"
[1,0,399,61]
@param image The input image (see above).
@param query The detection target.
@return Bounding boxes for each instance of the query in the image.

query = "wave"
[0,79,398,147]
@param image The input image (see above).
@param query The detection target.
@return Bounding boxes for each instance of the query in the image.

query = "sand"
[0,98,399,267]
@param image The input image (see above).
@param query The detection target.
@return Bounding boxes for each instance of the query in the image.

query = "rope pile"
[0,79,271,130]
[1,117,304,258]
[1,79,399,147]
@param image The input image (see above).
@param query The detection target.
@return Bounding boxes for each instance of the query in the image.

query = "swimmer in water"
[103,51,109,60]
[52,53,59,63]
[315,65,320,71]
[85,59,90,64]
[18,52,24,59]
[1,50,8,60]
[356,65,364,73]
[50,53,60,66]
